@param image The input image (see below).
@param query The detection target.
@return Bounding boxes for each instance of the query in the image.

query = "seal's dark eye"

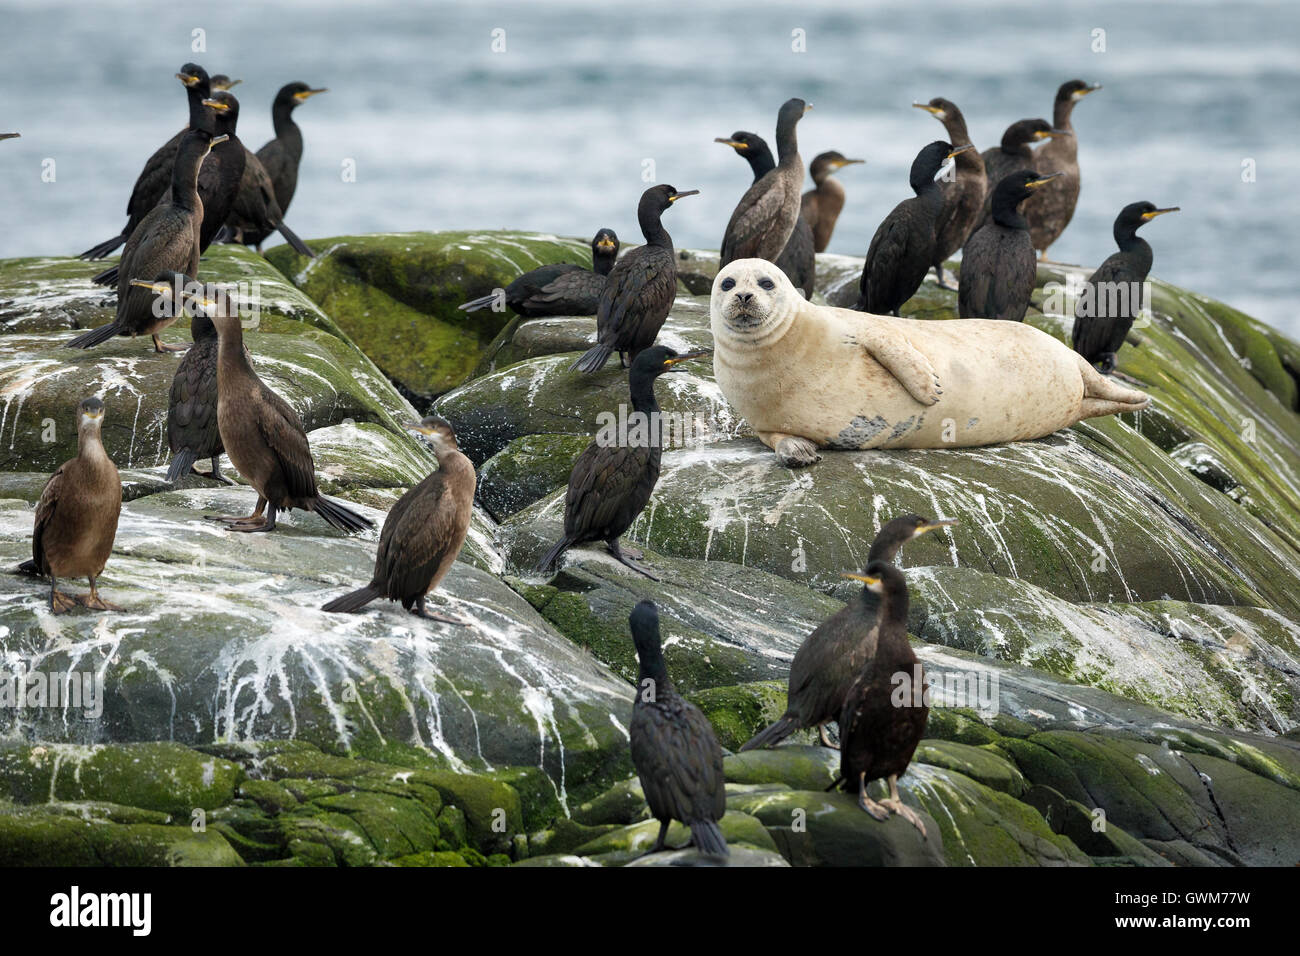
[758,278,775,291]
[720,277,735,291]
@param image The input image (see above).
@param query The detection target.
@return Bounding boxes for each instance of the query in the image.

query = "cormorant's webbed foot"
[608,540,660,581]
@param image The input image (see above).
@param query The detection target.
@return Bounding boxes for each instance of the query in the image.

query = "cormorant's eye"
[720,277,736,291]
[758,278,775,291]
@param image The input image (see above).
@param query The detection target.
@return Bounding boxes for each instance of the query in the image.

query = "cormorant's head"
[77,396,106,431]
[712,259,791,335]
[1119,201,1180,229]
[776,97,812,134]
[175,129,227,170]
[640,184,699,216]
[714,131,763,155]
[913,97,960,123]
[591,228,619,256]
[809,150,864,181]
[130,272,234,330]
[867,514,958,563]
[1002,119,1067,151]
[277,82,328,109]
[632,345,711,380]
[629,599,663,663]
[994,169,1064,207]
[1058,79,1101,103]
[409,415,460,454]
[176,64,209,90]
[910,141,972,191]
[210,75,241,91]
[201,91,240,133]
[843,560,908,601]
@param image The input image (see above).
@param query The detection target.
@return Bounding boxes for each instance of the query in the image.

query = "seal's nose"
[736,292,754,304]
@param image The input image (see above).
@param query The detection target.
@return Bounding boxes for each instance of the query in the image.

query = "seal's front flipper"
[846,327,943,406]
[762,432,822,468]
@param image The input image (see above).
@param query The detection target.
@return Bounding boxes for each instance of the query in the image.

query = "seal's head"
[710,259,799,347]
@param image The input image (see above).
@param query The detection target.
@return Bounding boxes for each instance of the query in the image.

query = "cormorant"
[78,64,214,261]
[837,560,930,836]
[1072,202,1178,373]
[210,75,241,91]
[914,98,984,288]
[322,416,476,622]
[540,345,709,578]
[716,131,816,297]
[129,272,241,483]
[740,516,956,751]
[255,83,327,220]
[1025,80,1102,259]
[204,296,373,534]
[800,150,864,253]
[720,98,811,266]
[18,397,122,613]
[458,229,620,316]
[958,170,1062,321]
[855,141,974,315]
[974,119,1065,232]
[572,186,697,372]
[221,146,315,257]
[627,600,729,860]
[67,129,227,353]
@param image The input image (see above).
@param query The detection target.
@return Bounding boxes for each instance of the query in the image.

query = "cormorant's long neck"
[1053,98,1075,133]
[992,191,1029,230]
[77,423,108,465]
[217,325,252,377]
[639,205,671,250]
[186,84,213,133]
[913,173,943,210]
[775,118,800,168]
[171,149,203,213]
[272,104,304,162]
[637,650,671,696]
[628,373,661,417]
[746,145,777,183]
[593,248,617,277]
[436,446,475,485]
[873,583,912,662]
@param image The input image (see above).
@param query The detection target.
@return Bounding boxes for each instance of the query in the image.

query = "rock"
[0,807,245,866]
[570,808,777,864]
[477,433,589,520]
[688,682,795,751]
[912,740,1029,798]
[724,746,840,792]
[623,845,790,867]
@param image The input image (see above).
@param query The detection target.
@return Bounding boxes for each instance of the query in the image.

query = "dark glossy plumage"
[322,417,475,620]
[959,170,1059,321]
[720,98,809,267]
[838,561,929,833]
[801,150,863,253]
[459,228,619,316]
[1072,202,1178,373]
[627,600,728,859]
[740,515,955,751]
[68,130,218,353]
[222,148,314,257]
[540,346,707,577]
[857,141,970,315]
[255,82,325,224]
[974,119,1060,233]
[79,64,213,261]
[1026,80,1101,257]
[914,99,985,287]
[573,186,695,373]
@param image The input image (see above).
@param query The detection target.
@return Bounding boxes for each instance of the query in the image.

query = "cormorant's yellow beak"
[214,78,241,90]
[946,144,975,159]
[595,238,617,250]
[1075,83,1103,99]
[842,573,880,585]
[714,138,747,150]
[834,158,865,169]
[668,189,700,202]
[1026,173,1065,189]
[294,88,328,102]
[177,73,201,87]
[201,98,231,111]
[82,409,104,421]
[1036,129,1072,140]
[129,279,173,295]
[663,349,712,367]
[408,423,438,436]
[804,103,814,113]
[913,517,959,537]
[913,102,944,117]
[1141,207,1180,220]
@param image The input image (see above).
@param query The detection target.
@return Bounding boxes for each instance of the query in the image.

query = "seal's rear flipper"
[1076,354,1150,418]
[763,432,822,468]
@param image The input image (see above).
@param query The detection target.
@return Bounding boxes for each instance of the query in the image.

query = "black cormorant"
[719,98,811,266]
[255,82,326,220]
[221,146,315,257]
[458,229,620,316]
[801,150,864,253]
[1025,80,1102,260]
[913,98,984,288]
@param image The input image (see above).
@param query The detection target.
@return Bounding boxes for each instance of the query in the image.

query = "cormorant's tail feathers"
[78,235,126,261]
[276,221,315,258]
[166,448,199,484]
[321,584,383,614]
[65,322,121,350]
[91,265,119,287]
[738,713,798,752]
[689,819,729,860]
[16,559,40,576]
[458,294,495,313]
[314,495,374,533]
[571,344,612,374]
[536,537,573,573]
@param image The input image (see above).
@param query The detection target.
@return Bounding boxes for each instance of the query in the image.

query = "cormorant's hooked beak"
[1037,129,1072,140]
[913,102,945,118]
[129,279,175,296]
[714,137,747,150]
[595,238,617,250]
[0,133,19,141]
[213,78,241,90]
[803,103,814,113]
[1025,172,1065,189]
[129,278,223,313]
[177,73,202,87]
[662,349,712,370]
[201,98,231,112]
[946,144,975,159]
[81,409,105,423]
[1075,83,1103,99]
[912,517,959,538]
[294,88,328,102]
[842,572,880,586]
[1141,206,1180,220]
[668,189,700,203]
[408,422,439,437]
[833,158,865,169]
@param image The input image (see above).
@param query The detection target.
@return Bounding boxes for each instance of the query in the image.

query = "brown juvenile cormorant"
[322,416,476,622]
[129,273,242,482]
[67,130,227,353]
[204,299,373,534]
[837,560,929,835]
[914,98,985,288]
[958,170,1062,321]
[720,98,811,267]
[855,141,974,315]
[255,83,326,220]
[540,345,708,577]
[78,64,214,261]
[210,75,241,91]
[716,131,816,297]
[1072,202,1178,373]
[740,515,955,752]
[627,600,729,860]
[1025,80,1102,259]
[800,150,864,253]
[572,186,697,372]
[18,398,122,613]
[973,119,1066,232]
[458,229,620,316]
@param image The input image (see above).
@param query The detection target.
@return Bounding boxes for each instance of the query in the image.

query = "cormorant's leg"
[818,723,840,750]
[49,578,77,614]
[933,264,956,291]
[229,502,277,533]
[78,576,123,612]
[151,334,190,353]
[208,457,235,485]
[856,772,890,821]
[619,352,627,369]
[607,538,660,581]
[209,496,267,525]
[617,542,645,561]
[647,819,670,855]
[879,775,927,839]
[412,596,470,626]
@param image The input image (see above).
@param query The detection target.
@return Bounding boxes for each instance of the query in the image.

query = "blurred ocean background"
[1,0,1296,334]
